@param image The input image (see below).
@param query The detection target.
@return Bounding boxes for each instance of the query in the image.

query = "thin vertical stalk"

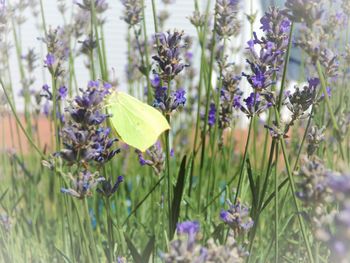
[234,106,256,203]
[315,60,345,160]
[11,19,32,138]
[188,0,211,209]
[274,142,279,263]
[4,62,24,158]
[83,199,99,263]
[105,197,114,263]
[151,0,160,34]
[275,108,314,263]
[198,15,217,212]
[90,1,107,80]
[141,0,153,104]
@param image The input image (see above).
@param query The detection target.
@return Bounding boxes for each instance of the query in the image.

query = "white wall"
[8,0,263,111]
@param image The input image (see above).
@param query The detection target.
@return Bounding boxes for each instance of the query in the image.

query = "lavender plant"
[1,1,350,263]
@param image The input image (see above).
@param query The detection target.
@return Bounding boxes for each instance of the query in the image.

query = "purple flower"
[280,18,291,33]
[153,30,188,81]
[120,0,143,26]
[285,79,318,124]
[135,141,165,174]
[60,170,105,199]
[136,150,149,166]
[244,92,259,109]
[176,220,200,236]
[260,15,271,32]
[41,84,52,100]
[57,80,119,165]
[233,95,241,108]
[171,88,186,110]
[44,53,55,68]
[220,199,254,236]
[215,0,241,38]
[43,101,50,117]
[97,176,124,197]
[208,103,216,127]
[151,74,161,87]
[58,86,68,100]
[308,77,320,89]
[88,80,100,88]
[153,85,167,111]
[250,68,266,89]
[243,7,291,96]
[285,0,323,27]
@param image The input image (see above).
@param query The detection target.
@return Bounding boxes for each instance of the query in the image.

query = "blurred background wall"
[7,0,269,109]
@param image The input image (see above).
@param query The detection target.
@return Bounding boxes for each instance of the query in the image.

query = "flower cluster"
[76,0,108,13]
[40,27,69,78]
[215,61,242,129]
[204,232,249,263]
[157,0,175,31]
[306,125,325,157]
[322,12,346,40]
[152,30,188,82]
[286,0,339,79]
[338,111,350,140]
[220,199,254,236]
[317,173,350,262]
[295,157,332,206]
[152,75,186,113]
[215,0,240,39]
[284,78,319,127]
[40,83,68,120]
[162,221,248,263]
[97,175,124,198]
[260,7,291,71]
[238,92,272,118]
[136,141,165,175]
[70,4,91,38]
[238,8,291,120]
[120,0,143,26]
[57,80,119,165]
[61,170,105,199]
[189,10,207,28]
[151,30,189,114]
[285,0,323,27]
[319,48,338,78]
[56,81,120,199]
[243,7,291,91]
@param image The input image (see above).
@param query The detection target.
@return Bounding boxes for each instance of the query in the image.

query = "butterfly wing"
[107,91,170,152]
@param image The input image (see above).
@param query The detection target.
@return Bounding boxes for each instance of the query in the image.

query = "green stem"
[274,142,279,263]
[198,15,217,211]
[275,109,314,263]
[84,199,99,263]
[106,198,114,263]
[90,1,107,80]
[277,23,294,111]
[187,0,212,210]
[234,116,254,203]
[151,0,160,34]
[141,0,153,104]
[315,60,345,160]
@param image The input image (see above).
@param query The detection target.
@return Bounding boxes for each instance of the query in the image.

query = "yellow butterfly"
[106,91,170,152]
